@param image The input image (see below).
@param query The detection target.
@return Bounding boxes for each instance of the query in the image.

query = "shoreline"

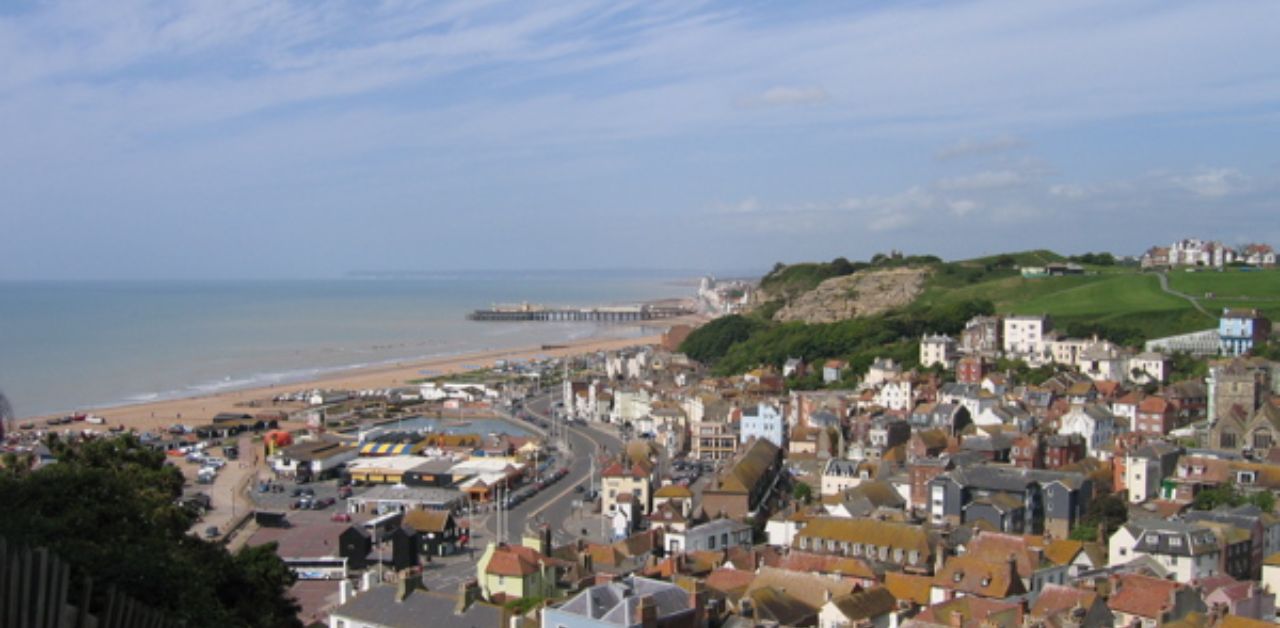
[22,315,706,434]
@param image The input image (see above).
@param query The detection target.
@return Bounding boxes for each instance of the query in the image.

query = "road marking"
[526,427,605,520]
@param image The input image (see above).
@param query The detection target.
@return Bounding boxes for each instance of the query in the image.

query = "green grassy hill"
[918,261,1280,340]
[689,251,1280,378]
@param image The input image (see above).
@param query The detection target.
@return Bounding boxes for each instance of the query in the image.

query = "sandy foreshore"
[24,315,704,434]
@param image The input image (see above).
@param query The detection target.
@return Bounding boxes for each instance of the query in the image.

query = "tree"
[1193,485,1244,511]
[1077,493,1127,539]
[678,315,763,364]
[0,435,300,627]
[792,482,813,504]
[1068,523,1099,542]
[1251,490,1276,513]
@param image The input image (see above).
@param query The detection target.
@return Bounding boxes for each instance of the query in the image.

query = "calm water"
[0,277,686,418]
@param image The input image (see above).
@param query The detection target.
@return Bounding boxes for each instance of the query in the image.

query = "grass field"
[923,273,1207,338]
[1166,268,1280,299]
[764,251,1279,343]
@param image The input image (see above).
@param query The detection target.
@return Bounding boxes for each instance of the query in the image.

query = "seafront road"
[419,391,624,592]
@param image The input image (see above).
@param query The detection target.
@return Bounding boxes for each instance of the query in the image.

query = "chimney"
[396,572,420,603]
[635,595,658,628]
[339,579,353,605]
[541,523,552,557]
[456,579,481,614]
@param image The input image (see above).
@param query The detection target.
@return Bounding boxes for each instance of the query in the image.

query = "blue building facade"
[740,403,785,448]
[1220,308,1272,356]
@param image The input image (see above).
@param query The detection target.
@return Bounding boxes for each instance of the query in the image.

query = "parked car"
[331,512,351,523]
[204,526,219,539]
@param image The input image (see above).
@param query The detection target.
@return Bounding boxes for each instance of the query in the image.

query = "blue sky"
[2,0,1278,279]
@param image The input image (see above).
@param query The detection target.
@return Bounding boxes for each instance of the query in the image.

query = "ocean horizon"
[0,275,690,418]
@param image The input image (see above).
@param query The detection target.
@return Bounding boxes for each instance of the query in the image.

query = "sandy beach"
[22,316,704,434]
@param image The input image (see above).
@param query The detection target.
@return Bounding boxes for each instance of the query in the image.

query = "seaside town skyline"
[6,2,1280,628]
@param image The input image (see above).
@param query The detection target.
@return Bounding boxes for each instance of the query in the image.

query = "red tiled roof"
[486,550,537,577]
[1031,584,1095,619]
[706,568,755,595]
[1108,574,1179,618]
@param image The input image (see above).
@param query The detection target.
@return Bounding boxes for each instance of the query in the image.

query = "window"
[1255,430,1273,450]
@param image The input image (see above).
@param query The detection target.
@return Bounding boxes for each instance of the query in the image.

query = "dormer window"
[981,576,992,587]
[1238,471,1257,485]
[953,571,964,583]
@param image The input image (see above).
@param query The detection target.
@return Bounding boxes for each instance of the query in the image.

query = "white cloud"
[936,135,1023,160]
[1170,168,1251,198]
[936,170,1028,191]
[1049,183,1090,199]
[749,85,830,107]
[948,199,979,216]
[715,197,762,214]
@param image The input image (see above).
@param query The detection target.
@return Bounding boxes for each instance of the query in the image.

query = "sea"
[0,275,691,418]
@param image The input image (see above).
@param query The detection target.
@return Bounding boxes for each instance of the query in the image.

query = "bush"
[678,315,765,364]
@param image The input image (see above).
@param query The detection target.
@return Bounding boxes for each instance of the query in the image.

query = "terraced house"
[793,517,934,573]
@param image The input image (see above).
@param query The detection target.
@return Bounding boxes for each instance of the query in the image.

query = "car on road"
[331,512,351,522]
[313,497,336,510]
[574,484,585,494]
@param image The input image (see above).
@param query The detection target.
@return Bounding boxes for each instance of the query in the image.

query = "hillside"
[686,250,1280,378]
[773,267,930,323]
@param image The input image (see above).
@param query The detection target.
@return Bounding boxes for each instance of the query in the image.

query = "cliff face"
[771,267,929,323]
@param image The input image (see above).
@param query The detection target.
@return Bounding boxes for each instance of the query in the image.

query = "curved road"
[485,392,623,545]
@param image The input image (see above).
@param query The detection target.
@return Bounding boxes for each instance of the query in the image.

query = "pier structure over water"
[467,302,693,322]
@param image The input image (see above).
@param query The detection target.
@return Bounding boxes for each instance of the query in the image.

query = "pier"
[467,302,693,322]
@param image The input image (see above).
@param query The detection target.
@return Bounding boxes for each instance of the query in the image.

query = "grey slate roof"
[331,584,504,628]
[555,576,692,625]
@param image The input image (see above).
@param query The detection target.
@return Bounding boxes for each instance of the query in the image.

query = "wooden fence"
[0,536,173,628]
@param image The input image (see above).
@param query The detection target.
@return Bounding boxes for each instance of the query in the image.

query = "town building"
[739,402,785,448]
[541,576,699,628]
[920,334,957,369]
[1221,308,1273,357]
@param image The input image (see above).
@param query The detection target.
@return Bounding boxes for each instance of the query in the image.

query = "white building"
[1109,521,1221,582]
[873,379,914,411]
[920,334,957,369]
[1058,403,1125,459]
[1002,315,1050,361]
[1076,339,1127,382]
[1127,352,1169,385]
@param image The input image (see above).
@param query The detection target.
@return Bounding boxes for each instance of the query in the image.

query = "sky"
[2,0,1279,279]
